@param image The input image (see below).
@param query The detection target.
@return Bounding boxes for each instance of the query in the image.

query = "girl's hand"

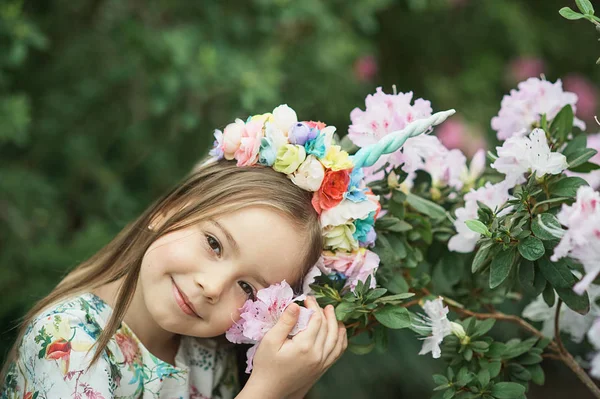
[240,296,348,399]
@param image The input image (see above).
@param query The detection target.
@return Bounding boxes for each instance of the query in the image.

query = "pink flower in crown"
[322,249,379,291]
[348,87,432,148]
[234,119,265,167]
[491,77,585,141]
[222,119,246,160]
[551,186,600,294]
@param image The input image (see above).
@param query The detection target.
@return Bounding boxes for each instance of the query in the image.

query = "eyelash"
[204,234,256,300]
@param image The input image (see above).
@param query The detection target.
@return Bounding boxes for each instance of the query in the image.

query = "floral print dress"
[1,293,239,399]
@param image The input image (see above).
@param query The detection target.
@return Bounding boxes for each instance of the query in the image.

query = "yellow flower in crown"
[321,145,354,171]
[250,113,273,124]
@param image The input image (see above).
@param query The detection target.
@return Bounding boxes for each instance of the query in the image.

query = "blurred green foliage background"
[1,0,599,397]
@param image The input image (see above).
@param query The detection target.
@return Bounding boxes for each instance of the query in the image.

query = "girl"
[0,157,348,398]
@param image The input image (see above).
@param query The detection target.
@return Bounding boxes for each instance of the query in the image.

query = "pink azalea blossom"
[354,55,378,82]
[491,128,568,188]
[564,74,598,122]
[225,281,313,373]
[423,148,467,190]
[567,133,600,189]
[448,182,511,253]
[491,77,585,141]
[235,119,265,167]
[436,118,487,157]
[322,249,380,291]
[551,186,600,295]
[348,87,432,148]
[507,57,545,83]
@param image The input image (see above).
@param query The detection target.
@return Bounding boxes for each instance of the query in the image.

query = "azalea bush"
[303,77,600,399]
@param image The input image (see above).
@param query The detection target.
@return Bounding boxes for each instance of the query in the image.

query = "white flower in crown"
[491,128,568,188]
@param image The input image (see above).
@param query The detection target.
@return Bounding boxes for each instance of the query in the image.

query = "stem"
[445,303,560,353]
[554,300,568,355]
[553,299,600,398]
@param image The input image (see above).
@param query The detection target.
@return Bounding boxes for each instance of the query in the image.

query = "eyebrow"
[211,220,239,254]
[210,220,269,287]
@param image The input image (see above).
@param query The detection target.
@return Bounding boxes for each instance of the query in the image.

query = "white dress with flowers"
[1,293,238,399]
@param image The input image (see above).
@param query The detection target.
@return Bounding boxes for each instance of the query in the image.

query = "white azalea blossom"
[588,320,600,379]
[414,297,453,359]
[522,284,600,344]
[448,182,512,253]
[551,186,600,294]
[491,128,568,188]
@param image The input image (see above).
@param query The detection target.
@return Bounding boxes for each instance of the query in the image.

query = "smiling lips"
[171,279,201,318]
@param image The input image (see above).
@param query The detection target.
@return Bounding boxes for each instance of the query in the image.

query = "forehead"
[214,207,308,286]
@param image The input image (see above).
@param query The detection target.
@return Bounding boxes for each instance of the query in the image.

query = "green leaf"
[472,241,495,273]
[383,274,409,294]
[465,220,491,237]
[518,353,543,365]
[365,288,388,301]
[563,134,587,157]
[559,6,585,19]
[373,292,415,304]
[549,104,573,141]
[335,301,358,321]
[569,162,600,173]
[491,382,526,398]
[502,337,538,359]
[556,286,590,315]
[478,369,490,388]
[568,148,598,169]
[373,305,412,329]
[518,236,545,261]
[531,213,562,241]
[487,342,506,358]
[376,216,412,232]
[348,342,375,355]
[542,283,556,307]
[406,192,446,221]
[537,257,577,288]
[489,248,517,289]
[488,361,502,378]
[548,176,588,197]
[575,0,594,14]
[433,374,449,386]
[472,319,495,338]
[527,364,545,385]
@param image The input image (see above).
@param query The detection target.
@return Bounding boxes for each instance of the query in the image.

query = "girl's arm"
[235,297,347,399]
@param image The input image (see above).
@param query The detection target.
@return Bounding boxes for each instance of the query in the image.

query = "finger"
[324,325,347,365]
[322,304,339,355]
[311,299,328,350]
[263,303,300,349]
[294,296,323,343]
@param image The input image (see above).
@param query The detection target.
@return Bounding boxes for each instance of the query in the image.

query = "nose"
[196,272,227,304]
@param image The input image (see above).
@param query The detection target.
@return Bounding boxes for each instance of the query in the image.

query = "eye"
[206,234,222,257]
[238,281,255,300]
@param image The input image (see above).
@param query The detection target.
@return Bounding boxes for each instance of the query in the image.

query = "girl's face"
[139,206,309,338]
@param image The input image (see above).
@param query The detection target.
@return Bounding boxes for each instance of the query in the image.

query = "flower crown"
[209,104,381,292]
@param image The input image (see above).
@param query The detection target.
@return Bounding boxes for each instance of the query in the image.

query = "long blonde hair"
[1,160,322,376]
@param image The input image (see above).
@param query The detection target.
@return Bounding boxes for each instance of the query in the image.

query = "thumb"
[264,303,300,347]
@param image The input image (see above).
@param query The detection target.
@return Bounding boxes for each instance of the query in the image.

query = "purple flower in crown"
[289,122,319,146]
[209,129,224,159]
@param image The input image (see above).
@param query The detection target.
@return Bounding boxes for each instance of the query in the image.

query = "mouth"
[171,278,201,318]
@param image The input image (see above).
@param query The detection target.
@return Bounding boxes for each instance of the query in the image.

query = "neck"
[93,279,180,364]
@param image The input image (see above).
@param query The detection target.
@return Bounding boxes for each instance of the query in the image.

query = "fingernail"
[287,304,299,315]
